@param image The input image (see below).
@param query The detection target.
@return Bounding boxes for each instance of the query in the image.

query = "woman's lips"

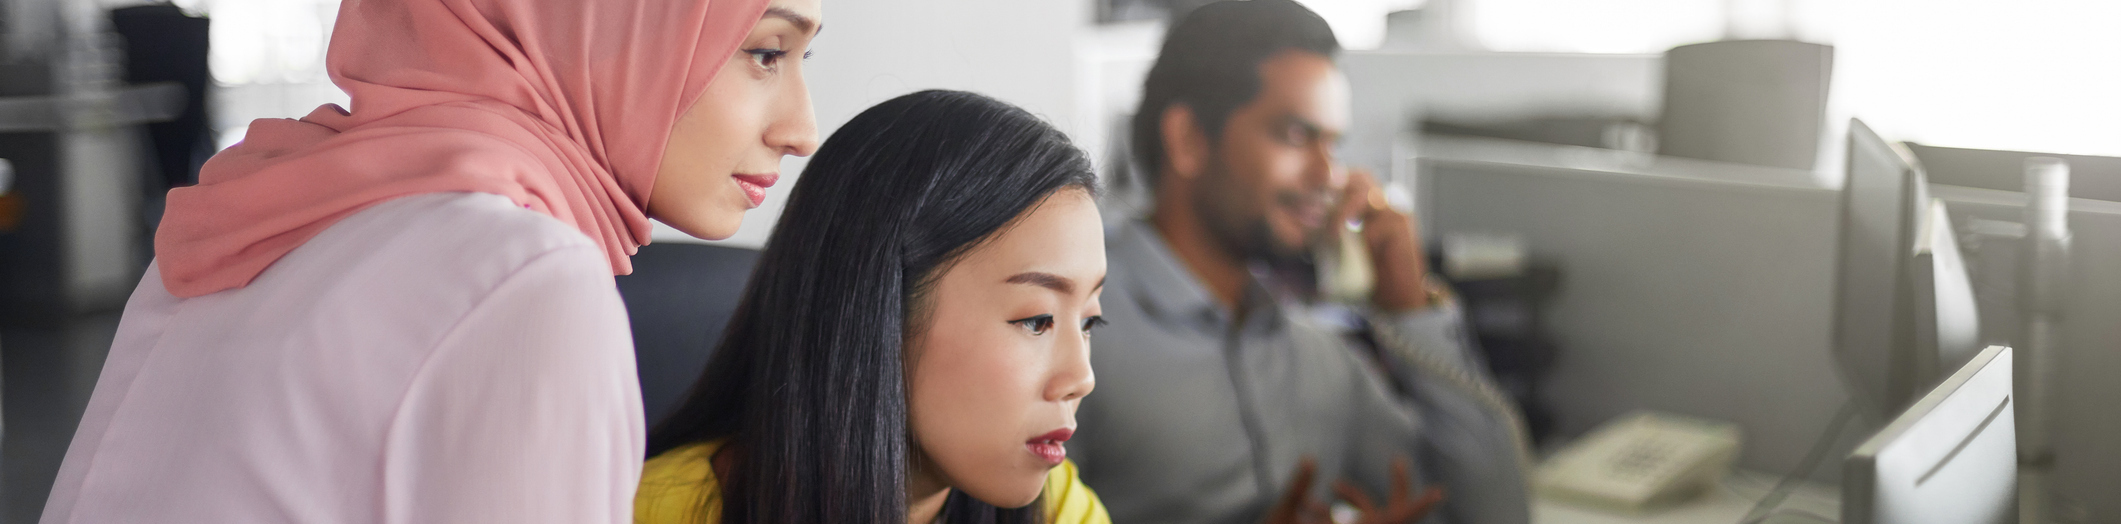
[1026,428,1074,467]
[732,173,778,208]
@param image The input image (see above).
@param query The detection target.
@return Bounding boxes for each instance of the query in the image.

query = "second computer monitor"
[1832,119,1983,418]
[1842,345,2015,524]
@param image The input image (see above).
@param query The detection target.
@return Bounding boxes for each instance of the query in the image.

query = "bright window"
[1464,0,2121,156]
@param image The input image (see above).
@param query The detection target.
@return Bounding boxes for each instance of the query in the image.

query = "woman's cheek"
[935,327,1041,452]
[942,328,1035,427]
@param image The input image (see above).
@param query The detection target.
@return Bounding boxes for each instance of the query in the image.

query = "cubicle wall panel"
[2052,210,2121,522]
[1423,159,1861,482]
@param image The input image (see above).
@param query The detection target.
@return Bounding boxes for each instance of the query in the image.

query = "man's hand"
[1262,458,1331,524]
[1332,456,1446,524]
[1262,456,1446,524]
[1332,169,1432,312]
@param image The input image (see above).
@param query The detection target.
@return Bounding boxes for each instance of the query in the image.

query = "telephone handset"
[1535,411,1742,513]
[1314,226,1377,305]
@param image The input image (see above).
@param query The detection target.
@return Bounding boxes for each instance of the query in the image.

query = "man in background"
[1068,1,1531,523]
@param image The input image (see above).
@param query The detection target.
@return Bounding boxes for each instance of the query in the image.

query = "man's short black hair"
[1130,0,1340,186]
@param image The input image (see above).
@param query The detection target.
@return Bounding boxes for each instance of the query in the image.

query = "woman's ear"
[1159,104,1210,182]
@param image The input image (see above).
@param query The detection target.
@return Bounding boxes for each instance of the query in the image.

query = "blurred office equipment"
[1408,125,2119,523]
[3,2,181,519]
[1830,119,1982,419]
[1536,411,1740,513]
[1842,345,2015,524]
[1341,51,1663,178]
[1,29,182,320]
[1415,134,1845,483]
[1355,41,1834,173]
[1428,240,1562,444]
[0,157,8,510]
[1,157,13,232]
[1415,134,1860,524]
[1097,0,1219,23]
[109,4,211,192]
[1907,145,2121,204]
[1929,175,2115,524]
[1422,117,1656,154]
[1657,40,1832,170]
[2013,158,2070,524]
[613,243,761,425]
[1442,232,1528,279]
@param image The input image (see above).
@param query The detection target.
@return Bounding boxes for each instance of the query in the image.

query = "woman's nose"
[767,74,820,157]
[1047,330,1097,402]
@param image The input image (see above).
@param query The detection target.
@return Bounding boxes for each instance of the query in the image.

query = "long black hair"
[647,90,1100,524]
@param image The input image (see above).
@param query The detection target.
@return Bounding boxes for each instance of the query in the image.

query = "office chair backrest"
[615,242,761,427]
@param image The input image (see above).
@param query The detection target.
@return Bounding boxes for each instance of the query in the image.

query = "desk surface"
[1533,471,1841,524]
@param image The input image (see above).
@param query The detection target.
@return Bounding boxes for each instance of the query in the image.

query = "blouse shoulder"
[634,442,1110,524]
[1044,459,1113,524]
[246,192,606,315]
[636,441,725,524]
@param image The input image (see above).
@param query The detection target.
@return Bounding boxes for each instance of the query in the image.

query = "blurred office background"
[2,0,2116,522]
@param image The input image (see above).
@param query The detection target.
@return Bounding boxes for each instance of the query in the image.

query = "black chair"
[615,243,760,427]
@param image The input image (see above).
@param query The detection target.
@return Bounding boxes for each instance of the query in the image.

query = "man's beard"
[1191,158,1311,266]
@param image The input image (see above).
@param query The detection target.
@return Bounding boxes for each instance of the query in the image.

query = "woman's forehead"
[951,192,1107,291]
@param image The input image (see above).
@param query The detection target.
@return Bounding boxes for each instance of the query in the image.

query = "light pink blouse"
[42,192,643,523]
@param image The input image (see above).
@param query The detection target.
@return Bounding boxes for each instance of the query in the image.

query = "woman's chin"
[664,213,743,241]
[962,474,1049,509]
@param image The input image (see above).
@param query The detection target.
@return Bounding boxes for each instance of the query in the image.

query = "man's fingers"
[1416,487,1446,507]
[1275,457,1320,512]
[1333,480,1380,513]
[1389,456,1414,502]
[1388,487,1448,524]
[1305,500,1333,524]
[1336,168,1381,222]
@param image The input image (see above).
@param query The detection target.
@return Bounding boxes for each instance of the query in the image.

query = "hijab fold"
[155,0,770,298]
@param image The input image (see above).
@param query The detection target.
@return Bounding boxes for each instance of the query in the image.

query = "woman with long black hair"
[635,90,1112,524]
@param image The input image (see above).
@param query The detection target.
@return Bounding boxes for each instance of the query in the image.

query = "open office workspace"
[2,0,2116,522]
[1339,37,2113,524]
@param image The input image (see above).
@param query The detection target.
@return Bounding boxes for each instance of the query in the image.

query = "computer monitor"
[1843,345,2015,524]
[1832,119,1984,418]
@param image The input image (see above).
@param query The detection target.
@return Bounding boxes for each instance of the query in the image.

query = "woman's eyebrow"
[1005,272,1076,294]
[1004,273,1110,297]
[763,7,821,36]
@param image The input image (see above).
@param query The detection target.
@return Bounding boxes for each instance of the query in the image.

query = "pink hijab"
[154,0,771,298]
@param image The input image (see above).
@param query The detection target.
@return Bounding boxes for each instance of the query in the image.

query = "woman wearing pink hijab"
[41,0,821,521]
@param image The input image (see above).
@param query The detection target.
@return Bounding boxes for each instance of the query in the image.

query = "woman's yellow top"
[636,440,1112,524]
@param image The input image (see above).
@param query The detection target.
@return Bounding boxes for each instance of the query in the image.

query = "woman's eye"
[1081,316,1107,337]
[1010,315,1056,336]
[745,49,813,71]
[745,49,788,69]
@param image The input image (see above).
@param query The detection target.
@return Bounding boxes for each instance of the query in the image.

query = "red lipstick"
[1026,428,1073,466]
[732,173,778,208]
